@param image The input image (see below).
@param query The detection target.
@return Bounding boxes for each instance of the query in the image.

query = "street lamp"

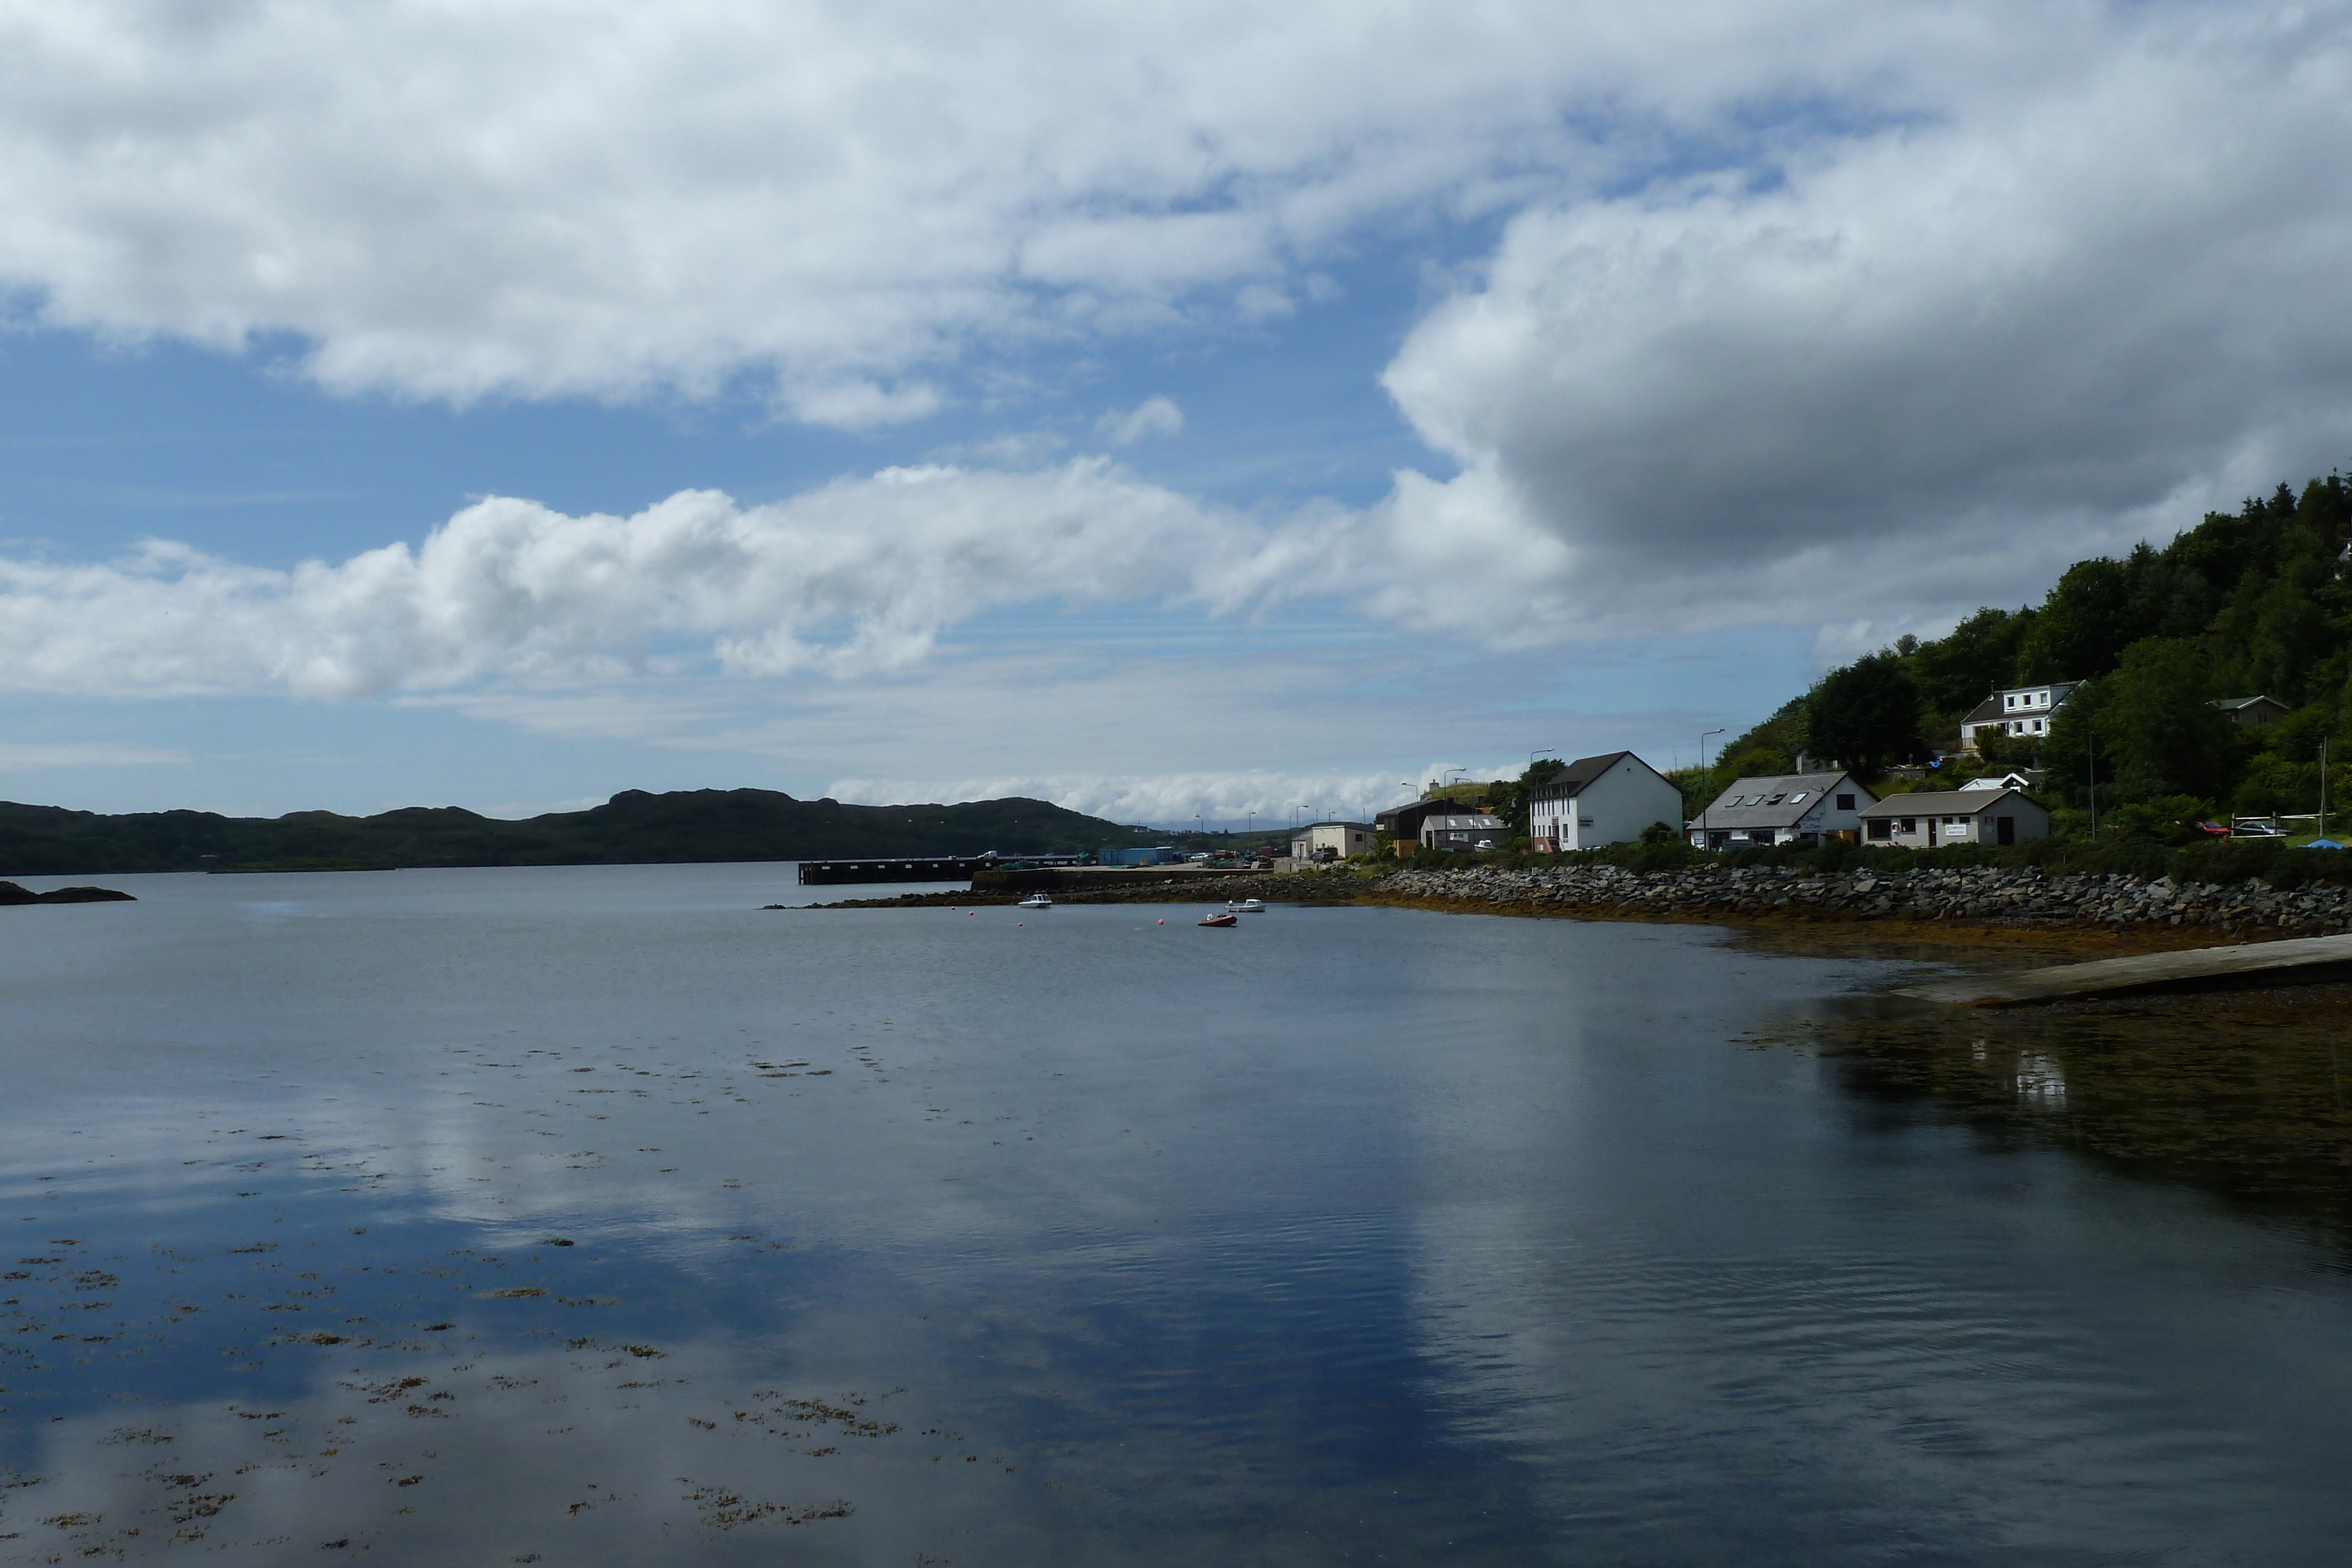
[1698,728,1726,850]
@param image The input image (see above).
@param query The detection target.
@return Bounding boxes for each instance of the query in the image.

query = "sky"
[2,0,2350,828]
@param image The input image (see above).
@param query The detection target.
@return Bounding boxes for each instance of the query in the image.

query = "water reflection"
[6,870,2352,1562]
[1769,982,2352,1241]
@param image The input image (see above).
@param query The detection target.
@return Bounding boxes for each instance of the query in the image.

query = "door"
[1996,815,2015,846]
[1927,817,1939,848]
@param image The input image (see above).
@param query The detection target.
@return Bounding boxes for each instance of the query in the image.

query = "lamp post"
[1699,727,1725,850]
[2087,730,2099,841]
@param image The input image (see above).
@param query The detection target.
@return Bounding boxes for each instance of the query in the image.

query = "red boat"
[1198,911,1238,927]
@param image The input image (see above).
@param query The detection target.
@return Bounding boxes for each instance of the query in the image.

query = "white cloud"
[1372,7,2352,639]
[0,0,2346,685]
[1096,395,1185,447]
[824,767,1496,828]
[0,460,1299,698]
[0,0,2047,408]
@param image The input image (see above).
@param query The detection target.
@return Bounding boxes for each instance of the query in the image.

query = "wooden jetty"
[1899,932,2352,1007]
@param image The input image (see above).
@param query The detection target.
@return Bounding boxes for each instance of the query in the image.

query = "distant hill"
[0,788,1152,876]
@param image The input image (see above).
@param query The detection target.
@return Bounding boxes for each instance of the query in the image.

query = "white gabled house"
[1859,788,2050,848]
[1958,681,2081,751]
[1529,751,1685,852]
[1689,771,1876,850]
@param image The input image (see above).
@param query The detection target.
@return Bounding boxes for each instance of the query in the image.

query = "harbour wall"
[1369,863,2352,935]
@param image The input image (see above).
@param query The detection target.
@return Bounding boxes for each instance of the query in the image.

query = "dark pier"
[797,855,987,886]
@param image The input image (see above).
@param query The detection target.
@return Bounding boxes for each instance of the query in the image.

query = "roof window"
[1789,792,1808,804]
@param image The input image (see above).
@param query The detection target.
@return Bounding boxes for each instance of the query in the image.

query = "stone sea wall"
[1368,863,2352,935]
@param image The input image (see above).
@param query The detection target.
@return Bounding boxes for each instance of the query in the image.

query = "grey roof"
[1530,750,1635,803]
[2211,695,2286,711]
[1695,773,1860,830]
[1959,694,2005,726]
[1374,797,1473,835]
[1423,814,1505,832]
[1858,788,2038,818]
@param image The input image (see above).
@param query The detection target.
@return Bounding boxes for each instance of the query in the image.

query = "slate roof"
[1857,788,2035,818]
[1530,751,1643,803]
[1422,814,1506,833]
[1694,773,1859,831]
[1373,797,1475,837]
[1959,695,2005,727]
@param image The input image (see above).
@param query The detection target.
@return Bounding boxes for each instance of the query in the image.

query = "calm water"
[4,863,2351,1564]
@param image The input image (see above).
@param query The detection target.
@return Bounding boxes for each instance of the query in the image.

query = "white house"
[1289,821,1376,862]
[1959,681,2081,751]
[1859,788,2050,848]
[1689,771,1875,850]
[1959,771,2037,792]
[1529,751,1685,852]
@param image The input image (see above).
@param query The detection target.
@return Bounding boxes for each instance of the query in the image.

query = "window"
[1899,817,1917,833]
[2006,695,2016,708]
[1789,792,1808,804]
[1836,793,1855,811]
[1766,794,1785,805]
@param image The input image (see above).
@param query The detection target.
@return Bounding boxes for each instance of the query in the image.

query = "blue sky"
[2,1,2348,826]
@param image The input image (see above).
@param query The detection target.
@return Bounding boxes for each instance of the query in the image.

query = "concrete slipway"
[1901,932,2352,1007]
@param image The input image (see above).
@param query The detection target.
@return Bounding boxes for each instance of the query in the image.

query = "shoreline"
[797,861,2351,966]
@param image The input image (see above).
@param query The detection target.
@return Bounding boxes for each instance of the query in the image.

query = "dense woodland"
[1692,472,2352,840]
[0,788,1145,876]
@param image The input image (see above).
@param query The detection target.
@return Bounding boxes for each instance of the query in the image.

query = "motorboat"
[1016,892,1053,909]
[1227,898,1266,914]
[1198,910,1238,927]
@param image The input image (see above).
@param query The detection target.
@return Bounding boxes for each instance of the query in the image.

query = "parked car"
[2193,820,2232,839]
[2231,820,2287,838]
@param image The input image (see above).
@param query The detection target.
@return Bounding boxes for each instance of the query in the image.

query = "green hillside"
[0,788,1150,876]
[1705,472,2352,838]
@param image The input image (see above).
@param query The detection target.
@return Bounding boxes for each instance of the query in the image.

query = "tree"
[1489,757,1566,839]
[1906,605,2033,726]
[1802,651,1923,777]
[2093,637,2236,801]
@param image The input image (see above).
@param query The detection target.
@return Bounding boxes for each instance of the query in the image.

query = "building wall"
[1535,760,1685,851]
[1683,776,1876,848]
[1864,797,2051,848]
[1289,823,1375,860]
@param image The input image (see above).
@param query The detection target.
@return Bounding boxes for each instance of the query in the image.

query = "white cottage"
[1689,771,1875,850]
[1289,821,1377,862]
[1528,751,1685,852]
[1859,788,2050,848]
[1959,681,2081,751]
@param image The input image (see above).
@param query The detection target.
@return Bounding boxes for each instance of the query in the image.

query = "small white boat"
[1016,892,1053,909]
[1198,910,1237,927]
[1227,898,1266,914]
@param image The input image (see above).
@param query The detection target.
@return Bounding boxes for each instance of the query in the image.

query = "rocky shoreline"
[808,860,2352,940]
[1368,862,2352,936]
